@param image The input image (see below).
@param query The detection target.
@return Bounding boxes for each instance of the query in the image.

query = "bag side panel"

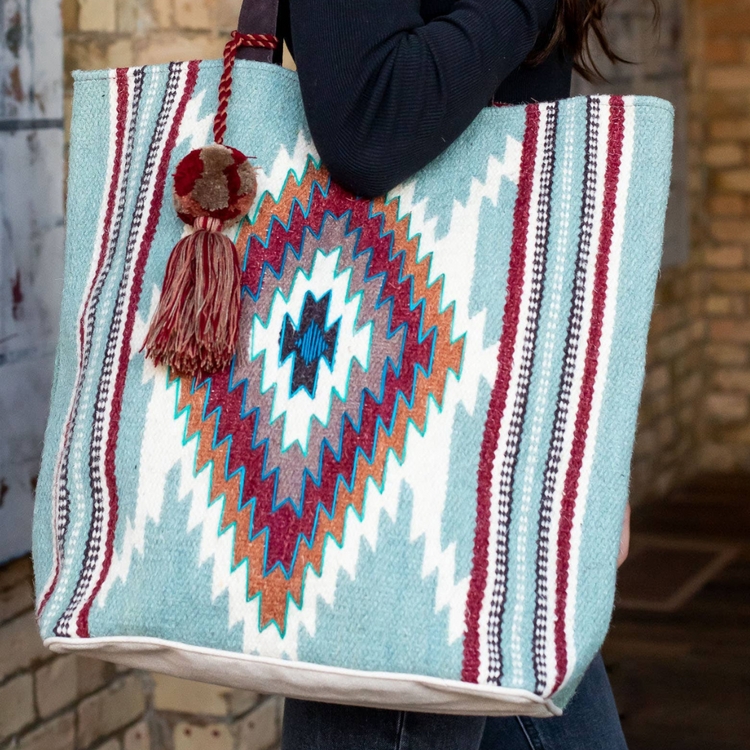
[33,73,114,637]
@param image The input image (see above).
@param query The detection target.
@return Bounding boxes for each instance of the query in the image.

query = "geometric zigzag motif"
[175,159,465,632]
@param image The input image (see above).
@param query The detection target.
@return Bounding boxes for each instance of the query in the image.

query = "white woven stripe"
[559,98,635,691]
[531,98,599,694]
[96,68,180,605]
[86,68,164,607]
[478,103,550,684]
[509,109,575,688]
[541,96,610,698]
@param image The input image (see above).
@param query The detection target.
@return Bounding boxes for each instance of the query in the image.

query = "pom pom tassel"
[142,27,275,376]
[143,216,241,375]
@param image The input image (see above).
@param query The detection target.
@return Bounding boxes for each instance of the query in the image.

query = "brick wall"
[627,0,750,487]
[692,0,750,470]
[0,558,282,750]
[630,0,750,485]
[571,0,750,499]
[570,0,709,501]
[62,0,293,137]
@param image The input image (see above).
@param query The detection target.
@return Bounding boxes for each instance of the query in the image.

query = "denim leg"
[281,654,625,750]
[479,654,628,750]
[282,699,402,750]
[281,699,486,750]
[398,711,486,750]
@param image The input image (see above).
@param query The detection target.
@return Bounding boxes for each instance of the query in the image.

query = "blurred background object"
[1,1,749,749]
[0,0,64,566]
[575,3,750,747]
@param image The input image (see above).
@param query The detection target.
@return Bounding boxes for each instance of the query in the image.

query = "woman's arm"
[288,0,557,197]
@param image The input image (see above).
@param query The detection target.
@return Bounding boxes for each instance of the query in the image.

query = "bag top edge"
[70,59,674,117]
[72,58,293,81]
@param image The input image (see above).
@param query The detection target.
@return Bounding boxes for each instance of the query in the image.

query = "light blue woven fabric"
[33,59,673,715]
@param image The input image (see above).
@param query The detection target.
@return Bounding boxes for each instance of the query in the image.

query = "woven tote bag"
[33,0,674,717]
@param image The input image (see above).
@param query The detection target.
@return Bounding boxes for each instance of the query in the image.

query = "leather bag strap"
[236,0,281,63]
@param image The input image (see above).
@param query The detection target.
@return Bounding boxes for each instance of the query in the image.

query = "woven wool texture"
[32,59,673,713]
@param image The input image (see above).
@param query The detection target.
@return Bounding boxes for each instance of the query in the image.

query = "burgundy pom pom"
[143,144,257,376]
[172,143,257,226]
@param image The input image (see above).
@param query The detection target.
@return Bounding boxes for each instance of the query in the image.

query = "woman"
[275,0,639,746]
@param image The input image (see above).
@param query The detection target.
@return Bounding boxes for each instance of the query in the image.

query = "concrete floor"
[604,475,750,750]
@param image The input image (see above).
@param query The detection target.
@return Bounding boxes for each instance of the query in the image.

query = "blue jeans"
[281,654,627,750]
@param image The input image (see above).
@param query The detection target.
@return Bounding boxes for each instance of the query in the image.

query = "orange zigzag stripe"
[234,157,329,252]
[177,175,464,632]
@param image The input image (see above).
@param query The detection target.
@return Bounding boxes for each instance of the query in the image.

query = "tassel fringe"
[143,226,241,376]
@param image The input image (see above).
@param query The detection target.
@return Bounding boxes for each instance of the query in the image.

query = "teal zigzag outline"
[169,164,468,635]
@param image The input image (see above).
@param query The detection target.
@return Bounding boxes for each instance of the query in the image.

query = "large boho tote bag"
[33,0,674,716]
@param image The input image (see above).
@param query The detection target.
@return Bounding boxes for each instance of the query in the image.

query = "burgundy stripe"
[75,61,200,636]
[462,104,541,683]
[552,96,625,692]
[80,69,131,376]
[37,68,130,619]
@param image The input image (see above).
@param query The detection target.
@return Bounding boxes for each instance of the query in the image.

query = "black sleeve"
[287,0,558,197]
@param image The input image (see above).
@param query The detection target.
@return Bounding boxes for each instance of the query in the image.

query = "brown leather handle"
[236,0,281,63]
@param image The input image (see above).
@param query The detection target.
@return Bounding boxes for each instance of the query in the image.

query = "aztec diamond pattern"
[175,159,464,632]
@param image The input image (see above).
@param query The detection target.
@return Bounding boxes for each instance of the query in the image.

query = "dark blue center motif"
[279,291,340,398]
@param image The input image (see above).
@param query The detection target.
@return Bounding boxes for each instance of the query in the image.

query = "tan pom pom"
[172,143,256,227]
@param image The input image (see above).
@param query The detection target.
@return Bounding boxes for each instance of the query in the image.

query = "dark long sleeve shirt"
[278,0,572,197]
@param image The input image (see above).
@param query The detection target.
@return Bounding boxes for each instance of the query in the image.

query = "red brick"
[705,39,744,64]
[705,392,749,422]
[709,118,750,140]
[704,143,745,168]
[61,0,79,33]
[711,270,750,292]
[711,318,750,342]
[705,245,746,267]
[697,443,737,472]
[706,10,750,35]
[713,369,750,392]
[644,364,670,394]
[707,65,750,90]
[708,195,745,215]
[678,372,703,402]
[706,342,749,365]
[710,218,750,241]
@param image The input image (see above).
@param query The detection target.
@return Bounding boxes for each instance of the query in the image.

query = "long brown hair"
[529,0,661,81]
